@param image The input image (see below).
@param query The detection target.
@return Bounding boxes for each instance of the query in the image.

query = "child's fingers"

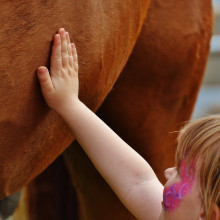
[67,33,74,68]
[50,34,62,75]
[58,28,69,68]
[72,43,78,73]
[72,43,77,62]
[67,32,72,56]
[37,66,54,95]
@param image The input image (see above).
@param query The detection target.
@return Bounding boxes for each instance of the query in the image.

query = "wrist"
[56,97,82,120]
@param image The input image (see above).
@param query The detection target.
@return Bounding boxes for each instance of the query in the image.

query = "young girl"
[37,28,220,220]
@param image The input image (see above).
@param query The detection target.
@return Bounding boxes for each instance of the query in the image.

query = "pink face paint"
[162,161,195,212]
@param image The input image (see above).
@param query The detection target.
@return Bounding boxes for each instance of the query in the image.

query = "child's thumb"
[37,66,53,94]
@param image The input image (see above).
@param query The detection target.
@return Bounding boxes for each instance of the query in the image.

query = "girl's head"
[175,115,220,219]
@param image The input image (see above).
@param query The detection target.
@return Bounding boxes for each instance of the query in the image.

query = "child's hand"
[37,28,79,114]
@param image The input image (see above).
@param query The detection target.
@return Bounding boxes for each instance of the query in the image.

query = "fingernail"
[59,28,65,34]
[38,67,47,74]
[54,34,60,42]
[56,34,60,40]
[66,32,69,39]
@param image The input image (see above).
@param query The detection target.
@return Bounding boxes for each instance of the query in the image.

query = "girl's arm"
[37,28,163,220]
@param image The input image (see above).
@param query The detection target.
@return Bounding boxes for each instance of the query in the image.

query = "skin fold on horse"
[0,0,150,199]
[11,0,213,219]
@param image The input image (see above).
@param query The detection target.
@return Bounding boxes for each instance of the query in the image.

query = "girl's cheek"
[162,161,195,212]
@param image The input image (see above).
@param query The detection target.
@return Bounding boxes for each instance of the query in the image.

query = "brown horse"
[0,0,212,219]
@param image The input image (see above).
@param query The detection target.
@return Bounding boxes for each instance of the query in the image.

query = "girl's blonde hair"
[175,115,220,219]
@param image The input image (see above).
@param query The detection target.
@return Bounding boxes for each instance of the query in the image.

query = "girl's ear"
[199,204,220,220]
[212,205,220,220]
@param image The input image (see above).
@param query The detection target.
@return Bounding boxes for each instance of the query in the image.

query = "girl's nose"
[164,167,177,180]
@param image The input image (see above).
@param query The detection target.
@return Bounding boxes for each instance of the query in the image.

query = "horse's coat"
[0,0,213,219]
[0,0,150,198]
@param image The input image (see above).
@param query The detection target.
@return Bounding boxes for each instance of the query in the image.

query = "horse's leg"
[13,156,78,220]
[63,0,213,219]
[14,146,133,220]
